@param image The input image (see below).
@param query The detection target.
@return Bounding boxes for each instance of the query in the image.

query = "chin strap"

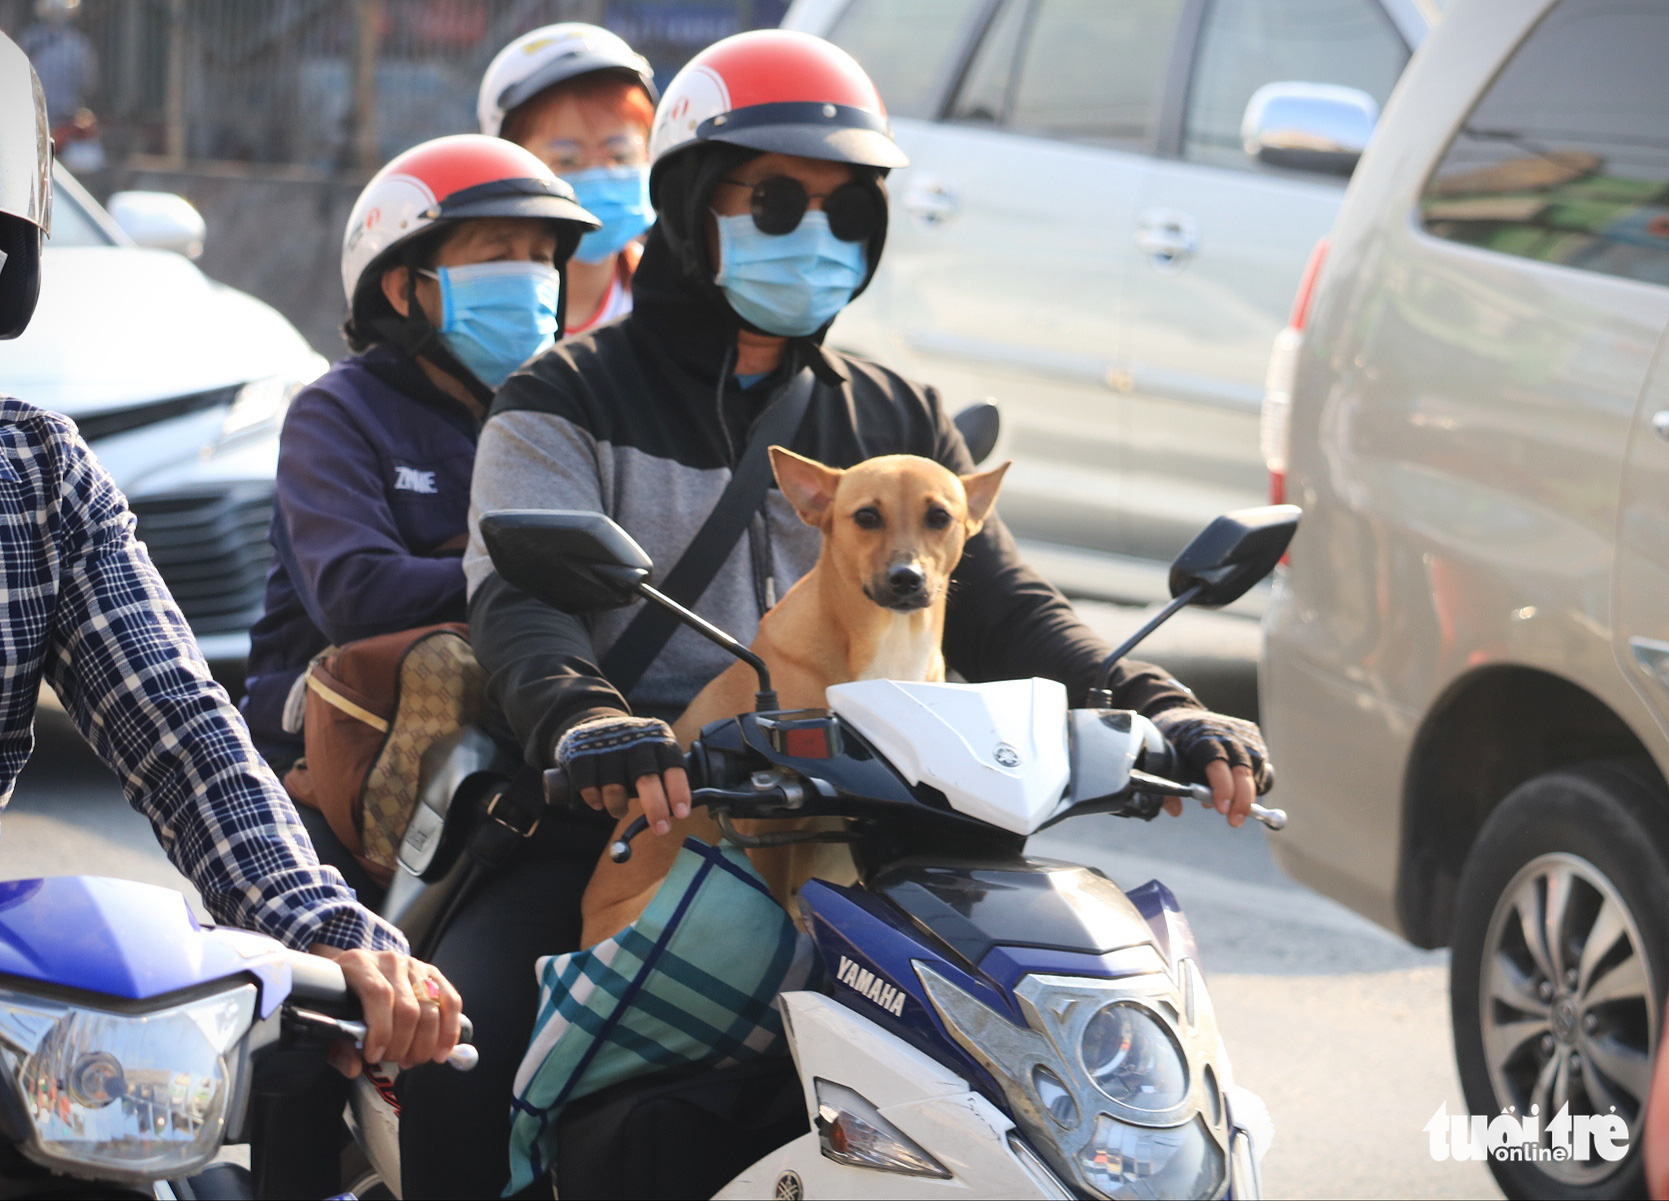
[370,269,496,410]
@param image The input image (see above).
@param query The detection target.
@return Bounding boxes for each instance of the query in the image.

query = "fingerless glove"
[554,714,683,796]
[1151,709,1274,794]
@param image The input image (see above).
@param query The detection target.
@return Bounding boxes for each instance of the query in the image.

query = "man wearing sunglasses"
[467,25,1275,832]
[457,35,1271,1134]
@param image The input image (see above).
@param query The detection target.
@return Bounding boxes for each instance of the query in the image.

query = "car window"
[1184,0,1407,173]
[947,0,1030,125]
[45,186,115,248]
[1007,0,1184,149]
[826,0,986,120]
[1419,0,1669,287]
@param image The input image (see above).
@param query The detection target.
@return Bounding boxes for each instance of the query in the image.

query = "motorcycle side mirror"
[953,399,1001,465]
[479,510,651,613]
[479,509,779,710]
[1087,505,1301,703]
[1169,504,1301,608]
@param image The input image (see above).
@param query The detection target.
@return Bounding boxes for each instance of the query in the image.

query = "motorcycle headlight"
[1081,1001,1188,1110]
[1078,1114,1223,1200]
[0,983,257,1183]
[916,962,1229,1201]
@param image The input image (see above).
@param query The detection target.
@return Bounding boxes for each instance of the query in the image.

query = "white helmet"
[0,32,51,340]
[478,23,656,140]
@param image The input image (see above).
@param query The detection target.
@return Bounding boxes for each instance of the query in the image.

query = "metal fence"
[0,0,788,174]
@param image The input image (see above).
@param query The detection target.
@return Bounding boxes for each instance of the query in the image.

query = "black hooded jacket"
[462,157,1199,769]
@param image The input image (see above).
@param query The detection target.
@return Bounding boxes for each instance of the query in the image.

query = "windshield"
[45,167,118,248]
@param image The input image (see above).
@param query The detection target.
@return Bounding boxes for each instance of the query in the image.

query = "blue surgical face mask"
[565,165,653,265]
[712,210,867,338]
[427,261,561,389]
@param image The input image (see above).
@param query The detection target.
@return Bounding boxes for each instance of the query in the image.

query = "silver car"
[1261,0,1669,1195]
[0,167,323,665]
[786,0,1429,603]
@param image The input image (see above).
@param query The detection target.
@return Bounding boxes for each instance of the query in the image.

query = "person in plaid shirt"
[0,33,460,1084]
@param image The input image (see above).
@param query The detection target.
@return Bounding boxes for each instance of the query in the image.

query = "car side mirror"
[1170,504,1301,608]
[953,399,1001,465]
[479,510,652,613]
[106,191,206,259]
[1240,82,1378,177]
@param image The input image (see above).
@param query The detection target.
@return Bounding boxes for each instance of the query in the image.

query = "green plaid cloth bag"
[504,837,819,1194]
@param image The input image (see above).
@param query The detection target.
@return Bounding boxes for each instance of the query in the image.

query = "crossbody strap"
[598,368,819,698]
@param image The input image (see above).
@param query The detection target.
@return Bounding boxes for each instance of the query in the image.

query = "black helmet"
[0,32,52,340]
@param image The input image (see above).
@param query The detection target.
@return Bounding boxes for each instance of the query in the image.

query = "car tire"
[1451,759,1669,1200]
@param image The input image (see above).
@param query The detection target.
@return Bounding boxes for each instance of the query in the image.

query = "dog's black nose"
[888,564,926,595]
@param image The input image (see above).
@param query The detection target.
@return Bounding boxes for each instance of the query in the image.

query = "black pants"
[397,809,610,1199]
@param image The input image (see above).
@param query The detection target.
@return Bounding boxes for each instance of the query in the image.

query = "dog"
[578,446,1009,947]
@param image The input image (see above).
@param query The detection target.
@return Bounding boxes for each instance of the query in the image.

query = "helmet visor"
[0,37,52,233]
[498,57,658,118]
[701,102,908,170]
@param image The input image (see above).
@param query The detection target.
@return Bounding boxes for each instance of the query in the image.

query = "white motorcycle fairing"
[826,679,1071,835]
[715,992,1072,1199]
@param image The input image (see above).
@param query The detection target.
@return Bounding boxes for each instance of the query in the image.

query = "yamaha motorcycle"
[422,498,1300,1200]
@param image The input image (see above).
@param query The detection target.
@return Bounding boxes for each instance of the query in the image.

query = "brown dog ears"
[960,461,1010,534]
[771,446,1012,533]
[771,446,843,526]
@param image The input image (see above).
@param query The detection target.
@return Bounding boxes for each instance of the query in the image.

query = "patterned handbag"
[282,623,485,882]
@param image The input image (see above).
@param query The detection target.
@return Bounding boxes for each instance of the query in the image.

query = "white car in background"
[786,0,1431,604]
[0,166,323,665]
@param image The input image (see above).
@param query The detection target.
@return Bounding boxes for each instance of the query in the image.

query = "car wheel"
[1451,760,1669,1200]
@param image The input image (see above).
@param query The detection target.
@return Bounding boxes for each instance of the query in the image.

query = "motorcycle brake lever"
[1180,783,1287,831]
[287,1007,480,1071]
[1128,770,1287,831]
[607,779,804,862]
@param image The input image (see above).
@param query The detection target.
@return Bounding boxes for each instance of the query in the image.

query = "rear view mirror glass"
[1170,505,1301,607]
[479,510,652,613]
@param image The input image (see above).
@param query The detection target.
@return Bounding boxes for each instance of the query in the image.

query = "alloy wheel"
[1480,851,1657,1186]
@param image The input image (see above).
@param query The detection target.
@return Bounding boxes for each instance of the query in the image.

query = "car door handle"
[1135,208,1199,270]
[1630,636,1669,686]
[902,175,960,226]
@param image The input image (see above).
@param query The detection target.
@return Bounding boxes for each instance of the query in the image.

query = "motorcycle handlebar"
[1125,767,1286,831]
[539,729,1286,839]
[283,951,478,1070]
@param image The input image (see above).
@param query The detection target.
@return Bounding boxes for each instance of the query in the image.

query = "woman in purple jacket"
[242,136,596,777]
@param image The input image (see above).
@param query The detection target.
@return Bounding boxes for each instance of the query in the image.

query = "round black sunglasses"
[717,175,880,243]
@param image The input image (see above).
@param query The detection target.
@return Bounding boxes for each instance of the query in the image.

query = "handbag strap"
[599,367,819,698]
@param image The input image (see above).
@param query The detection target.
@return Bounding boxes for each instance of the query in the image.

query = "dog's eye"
[925,506,952,529]
[852,506,882,530]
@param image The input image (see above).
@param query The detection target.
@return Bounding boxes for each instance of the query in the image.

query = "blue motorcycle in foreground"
[0,873,472,1198]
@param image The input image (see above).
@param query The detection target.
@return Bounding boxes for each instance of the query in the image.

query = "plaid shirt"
[0,398,403,953]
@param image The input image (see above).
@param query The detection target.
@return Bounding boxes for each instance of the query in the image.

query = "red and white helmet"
[478,23,656,139]
[341,134,598,313]
[647,30,907,188]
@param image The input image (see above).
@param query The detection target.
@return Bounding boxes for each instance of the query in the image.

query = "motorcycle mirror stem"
[634,579,779,711]
[1086,505,1299,705]
[1085,582,1205,707]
